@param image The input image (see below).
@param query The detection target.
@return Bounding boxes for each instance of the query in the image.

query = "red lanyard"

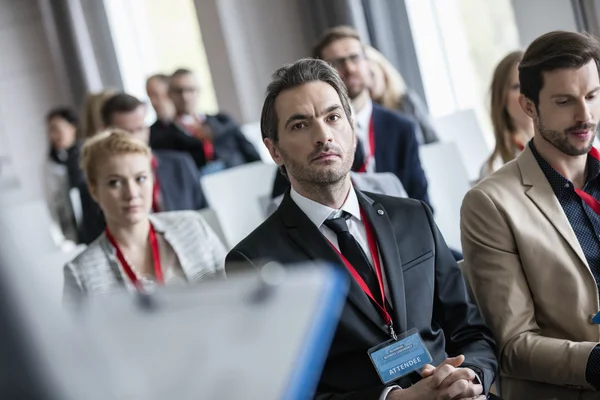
[179,116,215,161]
[105,223,164,288]
[575,147,600,215]
[325,209,395,338]
[357,116,375,173]
[151,155,161,212]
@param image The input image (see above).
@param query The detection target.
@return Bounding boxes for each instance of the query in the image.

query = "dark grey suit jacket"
[226,189,497,399]
[150,113,261,170]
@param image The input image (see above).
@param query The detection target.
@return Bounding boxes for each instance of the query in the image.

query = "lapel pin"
[377,209,384,215]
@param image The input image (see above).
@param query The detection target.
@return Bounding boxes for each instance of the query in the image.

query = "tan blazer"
[461,145,600,400]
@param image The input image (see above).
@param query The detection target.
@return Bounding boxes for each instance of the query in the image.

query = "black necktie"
[324,212,381,302]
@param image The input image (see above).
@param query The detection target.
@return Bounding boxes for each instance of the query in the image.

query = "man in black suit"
[313,26,430,205]
[225,59,496,399]
[78,93,208,244]
[149,68,261,174]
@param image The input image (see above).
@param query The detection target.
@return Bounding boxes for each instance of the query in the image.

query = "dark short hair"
[519,30,600,108]
[147,73,169,85]
[169,69,195,91]
[46,107,78,125]
[171,68,193,79]
[100,93,144,126]
[312,25,362,59]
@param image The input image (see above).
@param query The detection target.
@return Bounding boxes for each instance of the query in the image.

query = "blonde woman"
[366,45,439,144]
[480,51,534,179]
[63,130,226,305]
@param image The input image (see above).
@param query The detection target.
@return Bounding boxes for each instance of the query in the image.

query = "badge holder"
[368,328,433,385]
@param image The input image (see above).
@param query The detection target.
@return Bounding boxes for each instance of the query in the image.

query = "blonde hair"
[80,129,151,185]
[487,51,524,172]
[79,89,117,139]
[365,45,407,110]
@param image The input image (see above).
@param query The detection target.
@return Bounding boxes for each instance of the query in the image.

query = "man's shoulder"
[154,149,189,162]
[471,159,522,197]
[153,149,196,170]
[206,112,239,129]
[229,211,285,255]
[372,103,417,129]
[363,191,426,215]
[464,160,525,212]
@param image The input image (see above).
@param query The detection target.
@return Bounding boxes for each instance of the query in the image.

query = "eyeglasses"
[326,53,365,70]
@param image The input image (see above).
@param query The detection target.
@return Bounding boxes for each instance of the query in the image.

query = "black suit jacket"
[226,190,497,399]
[78,150,208,244]
[149,113,261,169]
[371,103,430,206]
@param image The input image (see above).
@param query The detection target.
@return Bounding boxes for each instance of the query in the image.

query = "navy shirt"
[530,141,600,388]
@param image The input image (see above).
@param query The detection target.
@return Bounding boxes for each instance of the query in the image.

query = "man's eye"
[292,122,307,130]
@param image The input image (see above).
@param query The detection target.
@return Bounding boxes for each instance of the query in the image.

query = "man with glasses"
[149,68,261,174]
[313,26,430,205]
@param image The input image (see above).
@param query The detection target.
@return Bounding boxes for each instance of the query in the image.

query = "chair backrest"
[240,122,275,164]
[197,208,229,249]
[432,109,491,183]
[0,200,59,257]
[39,244,86,306]
[201,162,278,248]
[419,142,471,251]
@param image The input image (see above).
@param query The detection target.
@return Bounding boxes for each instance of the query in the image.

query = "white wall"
[0,1,67,206]
[511,0,578,47]
[195,0,312,124]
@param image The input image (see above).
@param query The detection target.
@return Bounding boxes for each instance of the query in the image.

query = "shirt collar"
[529,140,600,194]
[290,184,361,229]
[354,98,373,131]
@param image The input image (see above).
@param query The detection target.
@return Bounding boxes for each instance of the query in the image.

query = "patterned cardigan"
[63,210,226,305]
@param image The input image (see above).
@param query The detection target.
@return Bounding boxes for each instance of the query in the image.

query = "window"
[406,0,521,145]
[104,0,218,118]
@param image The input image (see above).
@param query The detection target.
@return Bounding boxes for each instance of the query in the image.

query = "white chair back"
[197,208,228,250]
[240,122,275,164]
[0,200,58,257]
[432,109,491,182]
[201,162,278,247]
[38,244,86,305]
[419,142,471,251]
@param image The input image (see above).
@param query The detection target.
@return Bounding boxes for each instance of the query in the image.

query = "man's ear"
[518,94,537,119]
[264,137,283,166]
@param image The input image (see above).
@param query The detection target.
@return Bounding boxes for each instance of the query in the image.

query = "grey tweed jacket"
[63,210,226,305]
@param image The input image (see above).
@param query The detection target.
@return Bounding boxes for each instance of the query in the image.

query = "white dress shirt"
[289,187,394,304]
[354,98,375,172]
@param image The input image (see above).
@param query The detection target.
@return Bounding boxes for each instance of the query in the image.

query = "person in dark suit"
[149,68,261,174]
[78,93,208,244]
[225,59,497,399]
[313,26,430,205]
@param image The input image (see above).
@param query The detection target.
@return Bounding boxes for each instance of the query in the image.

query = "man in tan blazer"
[461,31,600,399]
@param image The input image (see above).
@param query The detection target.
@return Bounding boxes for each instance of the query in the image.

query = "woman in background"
[480,51,533,179]
[63,130,226,305]
[45,107,84,246]
[79,89,116,139]
[366,45,439,144]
